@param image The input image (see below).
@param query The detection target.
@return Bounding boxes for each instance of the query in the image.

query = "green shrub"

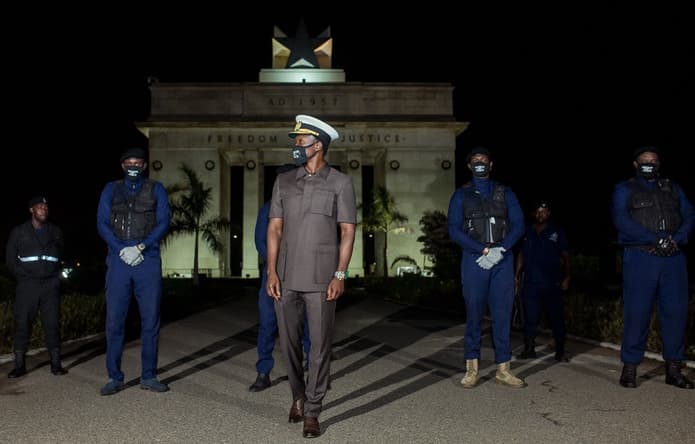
[563,286,695,360]
[1,276,692,361]
[376,275,694,361]
[0,291,106,354]
[0,278,247,354]
[367,274,464,317]
[0,275,14,303]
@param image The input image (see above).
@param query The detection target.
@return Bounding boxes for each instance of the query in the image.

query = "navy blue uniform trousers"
[105,255,162,381]
[462,253,515,363]
[621,248,689,364]
[521,283,566,341]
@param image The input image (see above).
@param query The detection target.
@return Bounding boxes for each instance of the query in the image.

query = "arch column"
[242,151,261,278]
[347,150,365,278]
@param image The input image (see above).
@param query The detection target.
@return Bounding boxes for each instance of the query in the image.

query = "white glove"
[486,247,506,266]
[120,246,143,266]
[129,253,144,267]
[476,254,495,270]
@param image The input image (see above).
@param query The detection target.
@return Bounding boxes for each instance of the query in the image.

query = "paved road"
[1,291,693,443]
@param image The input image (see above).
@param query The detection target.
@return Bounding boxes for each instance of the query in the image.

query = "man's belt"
[18,255,59,262]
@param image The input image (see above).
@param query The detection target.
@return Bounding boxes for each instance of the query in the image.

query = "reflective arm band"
[18,255,59,263]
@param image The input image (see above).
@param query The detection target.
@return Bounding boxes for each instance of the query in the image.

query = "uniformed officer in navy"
[5,196,67,378]
[266,115,356,438]
[611,146,694,389]
[249,164,311,393]
[514,200,571,362]
[447,146,526,388]
[96,147,170,395]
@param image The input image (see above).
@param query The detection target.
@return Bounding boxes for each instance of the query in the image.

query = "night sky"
[3,6,693,266]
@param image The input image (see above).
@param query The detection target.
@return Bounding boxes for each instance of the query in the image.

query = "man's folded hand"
[476,255,495,270]
[120,246,144,266]
[485,247,506,266]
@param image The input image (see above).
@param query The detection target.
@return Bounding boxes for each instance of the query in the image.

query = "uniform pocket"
[630,197,654,209]
[314,245,338,284]
[310,190,336,216]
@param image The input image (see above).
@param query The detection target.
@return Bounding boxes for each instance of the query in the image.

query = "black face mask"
[124,165,143,181]
[637,162,659,179]
[471,161,490,177]
[291,142,318,166]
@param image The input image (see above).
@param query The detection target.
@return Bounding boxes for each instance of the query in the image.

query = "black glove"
[648,237,679,257]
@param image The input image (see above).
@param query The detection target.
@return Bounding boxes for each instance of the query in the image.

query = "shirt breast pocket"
[310,189,336,217]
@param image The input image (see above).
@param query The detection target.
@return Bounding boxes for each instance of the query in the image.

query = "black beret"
[632,146,660,161]
[28,196,48,207]
[535,200,551,210]
[120,147,148,162]
[466,146,491,163]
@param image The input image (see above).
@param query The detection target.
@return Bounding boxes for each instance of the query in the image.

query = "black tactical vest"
[14,222,63,278]
[627,178,682,233]
[110,180,156,241]
[462,182,508,244]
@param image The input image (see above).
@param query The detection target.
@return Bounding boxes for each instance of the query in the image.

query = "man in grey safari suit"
[266,114,357,439]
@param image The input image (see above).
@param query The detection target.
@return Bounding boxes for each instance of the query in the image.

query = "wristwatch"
[136,243,146,252]
[333,270,347,281]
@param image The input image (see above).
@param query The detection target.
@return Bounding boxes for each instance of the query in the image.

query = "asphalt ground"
[1,291,693,443]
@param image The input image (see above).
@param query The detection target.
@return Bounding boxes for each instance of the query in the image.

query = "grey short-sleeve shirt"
[269,165,356,292]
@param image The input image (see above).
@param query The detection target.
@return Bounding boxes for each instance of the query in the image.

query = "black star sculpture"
[274,18,332,69]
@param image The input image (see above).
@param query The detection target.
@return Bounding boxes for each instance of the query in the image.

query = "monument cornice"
[138,120,469,134]
[148,82,461,120]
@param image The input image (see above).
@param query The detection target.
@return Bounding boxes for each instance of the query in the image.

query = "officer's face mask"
[291,141,318,166]
[471,161,490,178]
[636,162,659,179]
[124,165,144,181]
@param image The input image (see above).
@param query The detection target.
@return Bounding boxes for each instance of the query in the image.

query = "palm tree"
[360,185,408,281]
[165,163,232,286]
[417,210,459,279]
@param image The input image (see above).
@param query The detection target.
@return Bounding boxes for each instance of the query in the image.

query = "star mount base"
[259,69,346,83]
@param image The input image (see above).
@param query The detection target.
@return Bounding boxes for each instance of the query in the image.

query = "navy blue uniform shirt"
[96,177,170,257]
[520,223,568,285]
[447,177,525,254]
[611,176,695,246]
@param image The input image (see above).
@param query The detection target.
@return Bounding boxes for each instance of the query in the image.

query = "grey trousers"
[275,289,336,418]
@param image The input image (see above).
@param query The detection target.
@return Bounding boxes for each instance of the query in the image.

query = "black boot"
[49,349,67,376]
[248,373,271,392]
[554,340,569,362]
[517,337,537,359]
[665,361,694,389]
[620,363,637,388]
[8,351,27,378]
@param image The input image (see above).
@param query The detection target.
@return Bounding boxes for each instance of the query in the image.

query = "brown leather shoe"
[303,416,321,438]
[288,397,305,423]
